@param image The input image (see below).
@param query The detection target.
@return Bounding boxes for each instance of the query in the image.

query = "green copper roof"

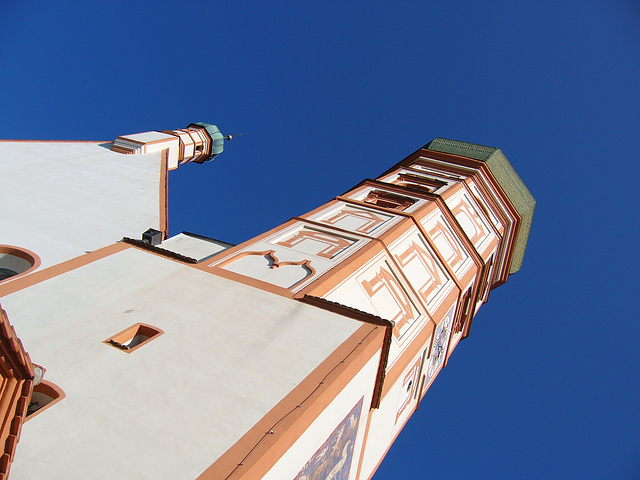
[194,122,225,160]
[425,138,535,275]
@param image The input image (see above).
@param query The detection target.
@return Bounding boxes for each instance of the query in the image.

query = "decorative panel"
[392,235,451,309]
[421,214,469,275]
[357,261,421,339]
[468,181,503,233]
[448,192,494,252]
[319,206,393,235]
[276,229,354,259]
[222,251,314,289]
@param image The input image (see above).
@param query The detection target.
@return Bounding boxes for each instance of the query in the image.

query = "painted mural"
[293,397,364,480]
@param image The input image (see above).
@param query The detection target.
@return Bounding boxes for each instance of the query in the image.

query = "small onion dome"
[194,122,225,161]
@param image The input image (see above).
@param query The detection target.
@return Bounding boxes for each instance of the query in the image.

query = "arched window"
[26,380,65,420]
[0,245,40,282]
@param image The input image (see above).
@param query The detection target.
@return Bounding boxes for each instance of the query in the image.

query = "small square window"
[104,323,163,353]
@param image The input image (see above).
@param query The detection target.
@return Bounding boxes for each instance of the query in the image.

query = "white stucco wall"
[1,246,362,479]
[0,142,163,270]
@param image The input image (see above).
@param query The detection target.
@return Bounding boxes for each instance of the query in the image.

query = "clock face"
[428,314,452,377]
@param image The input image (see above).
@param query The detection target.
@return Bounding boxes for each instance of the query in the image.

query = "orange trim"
[344,178,435,202]
[299,198,346,220]
[144,137,176,146]
[196,324,384,480]
[462,179,504,236]
[159,149,169,239]
[373,221,441,335]
[163,129,186,162]
[0,307,34,480]
[363,190,415,210]
[432,203,484,340]
[184,128,201,162]
[0,242,129,297]
[211,170,487,404]
[0,307,34,379]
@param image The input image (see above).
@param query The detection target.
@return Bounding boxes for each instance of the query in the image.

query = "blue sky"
[1,1,639,479]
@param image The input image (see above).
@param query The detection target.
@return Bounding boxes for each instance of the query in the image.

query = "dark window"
[364,190,415,210]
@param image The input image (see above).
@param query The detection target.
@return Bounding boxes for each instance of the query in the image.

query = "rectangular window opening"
[104,323,163,353]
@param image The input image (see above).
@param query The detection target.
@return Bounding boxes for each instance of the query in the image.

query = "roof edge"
[425,138,536,274]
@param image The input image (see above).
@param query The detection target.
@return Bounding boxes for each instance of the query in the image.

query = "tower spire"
[112,122,227,170]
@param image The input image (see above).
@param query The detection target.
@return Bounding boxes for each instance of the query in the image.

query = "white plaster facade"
[3,247,361,479]
[0,141,164,270]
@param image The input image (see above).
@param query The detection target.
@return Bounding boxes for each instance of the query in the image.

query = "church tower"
[0,127,534,479]
[192,137,535,479]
